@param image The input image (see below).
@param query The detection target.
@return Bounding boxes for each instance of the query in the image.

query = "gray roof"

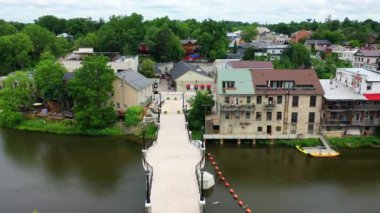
[116,70,154,91]
[305,40,331,45]
[171,61,210,80]
[63,72,75,80]
[355,50,380,57]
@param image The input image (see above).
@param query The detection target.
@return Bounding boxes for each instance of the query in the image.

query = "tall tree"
[34,52,66,103]
[242,47,256,60]
[35,15,67,35]
[149,24,184,62]
[74,33,99,50]
[97,13,145,54]
[0,33,33,73]
[281,43,311,69]
[22,24,55,59]
[0,20,17,36]
[241,24,258,42]
[0,71,34,111]
[66,18,98,38]
[188,91,215,131]
[198,19,228,60]
[139,59,155,78]
[68,56,116,129]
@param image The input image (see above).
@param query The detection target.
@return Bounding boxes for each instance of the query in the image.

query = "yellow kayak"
[296,145,308,155]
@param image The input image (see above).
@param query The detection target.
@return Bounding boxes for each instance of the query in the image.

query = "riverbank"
[202,135,380,148]
[6,118,158,139]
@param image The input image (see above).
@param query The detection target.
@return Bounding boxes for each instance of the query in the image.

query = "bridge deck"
[147,97,201,213]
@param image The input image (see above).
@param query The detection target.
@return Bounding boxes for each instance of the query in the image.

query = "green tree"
[0,33,34,73]
[311,30,346,44]
[198,19,228,60]
[34,52,66,103]
[66,18,98,38]
[69,56,116,129]
[124,106,143,127]
[241,24,258,42]
[52,37,73,57]
[0,19,17,36]
[0,71,34,111]
[312,53,352,78]
[22,24,55,59]
[74,33,99,50]
[35,15,67,35]
[140,59,155,78]
[97,14,145,54]
[281,43,311,69]
[242,47,256,60]
[149,24,184,62]
[188,91,215,131]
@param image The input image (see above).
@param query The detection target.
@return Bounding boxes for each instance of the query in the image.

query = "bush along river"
[0,128,145,213]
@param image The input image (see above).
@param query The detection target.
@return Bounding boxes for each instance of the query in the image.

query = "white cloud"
[0,0,379,23]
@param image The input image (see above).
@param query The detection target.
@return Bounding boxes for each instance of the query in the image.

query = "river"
[1,129,380,213]
[205,143,380,213]
[0,129,145,213]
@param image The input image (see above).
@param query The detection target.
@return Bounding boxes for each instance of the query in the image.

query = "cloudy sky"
[0,0,379,23]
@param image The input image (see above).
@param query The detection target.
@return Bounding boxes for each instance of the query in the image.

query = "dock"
[296,135,340,157]
[145,93,203,213]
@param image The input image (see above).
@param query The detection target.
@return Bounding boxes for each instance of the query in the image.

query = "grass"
[191,130,202,140]
[328,136,380,148]
[14,118,125,136]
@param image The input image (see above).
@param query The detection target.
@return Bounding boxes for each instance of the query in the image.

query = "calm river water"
[205,143,380,213]
[1,129,380,213]
[0,129,145,213]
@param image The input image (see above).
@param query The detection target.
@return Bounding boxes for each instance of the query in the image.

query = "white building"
[254,44,288,60]
[333,49,358,62]
[353,50,380,71]
[335,68,380,95]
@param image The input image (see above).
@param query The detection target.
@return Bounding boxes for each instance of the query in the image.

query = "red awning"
[364,93,380,101]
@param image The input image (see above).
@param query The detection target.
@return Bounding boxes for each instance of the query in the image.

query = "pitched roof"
[355,50,380,57]
[251,69,324,95]
[228,61,274,69]
[116,70,153,91]
[217,69,254,95]
[171,61,210,80]
[305,40,331,45]
[181,39,197,44]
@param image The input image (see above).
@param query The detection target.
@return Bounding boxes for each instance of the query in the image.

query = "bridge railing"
[142,154,153,206]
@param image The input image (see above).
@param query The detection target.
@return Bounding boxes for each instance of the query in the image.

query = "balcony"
[220,103,255,112]
[325,104,380,111]
[263,102,276,110]
[323,119,380,126]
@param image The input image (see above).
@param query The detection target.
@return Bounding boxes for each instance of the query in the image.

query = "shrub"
[125,106,144,127]
[0,110,23,127]
[144,123,158,139]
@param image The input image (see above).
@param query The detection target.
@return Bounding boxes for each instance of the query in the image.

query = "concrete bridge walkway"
[147,94,202,213]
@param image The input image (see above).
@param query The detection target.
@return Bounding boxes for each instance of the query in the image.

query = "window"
[247,96,251,104]
[276,126,281,132]
[256,112,261,120]
[310,96,316,107]
[186,84,190,90]
[292,96,299,107]
[267,112,272,120]
[291,124,297,134]
[222,81,235,88]
[225,96,230,104]
[116,103,120,109]
[268,97,274,104]
[277,112,282,120]
[207,84,211,90]
[200,84,205,90]
[235,112,240,119]
[308,124,314,133]
[257,96,262,104]
[291,112,298,123]
[308,112,315,123]
[277,96,282,104]
[367,82,372,90]
[257,126,263,132]
[225,112,230,119]
[246,112,251,119]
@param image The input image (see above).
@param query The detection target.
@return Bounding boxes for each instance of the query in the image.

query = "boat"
[296,145,340,158]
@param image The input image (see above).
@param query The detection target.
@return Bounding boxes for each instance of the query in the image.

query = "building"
[170,61,214,92]
[353,50,380,71]
[112,70,154,113]
[61,48,139,73]
[291,30,312,43]
[305,40,331,52]
[320,68,380,136]
[181,39,199,56]
[226,61,274,70]
[254,44,288,60]
[332,49,358,62]
[206,69,324,138]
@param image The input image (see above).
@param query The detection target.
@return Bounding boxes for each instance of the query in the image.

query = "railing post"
[200,169,204,201]
[146,171,151,204]
[182,92,185,108]
[143,129,146,150]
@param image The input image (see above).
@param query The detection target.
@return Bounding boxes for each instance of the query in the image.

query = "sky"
[0,0,380,24]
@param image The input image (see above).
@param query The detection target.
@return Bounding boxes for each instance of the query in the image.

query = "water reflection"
[0,129,145,212]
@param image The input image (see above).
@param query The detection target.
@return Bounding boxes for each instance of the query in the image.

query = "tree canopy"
[139,59,156,78]
[68,56,116,129]
[188,91,215,131]
[274,43,311,69]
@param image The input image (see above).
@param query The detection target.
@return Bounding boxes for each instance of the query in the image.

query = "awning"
[364,93,380,101]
